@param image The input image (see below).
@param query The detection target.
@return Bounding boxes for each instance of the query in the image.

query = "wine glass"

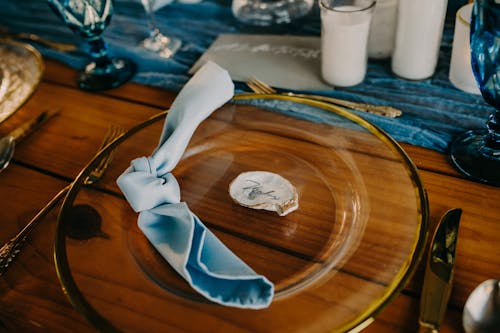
[139,0,181,58]
[46,0,136,91]
[450,0,500,186]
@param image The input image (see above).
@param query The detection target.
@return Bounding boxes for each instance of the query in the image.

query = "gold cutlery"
[246,77,403,118]
[418,208,462,333]
[0,27,77,52]
[0,126,124,275]
[0,110,59,172]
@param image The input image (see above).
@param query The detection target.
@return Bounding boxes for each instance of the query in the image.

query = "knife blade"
[8,109,59,143]
[418,208,462,333]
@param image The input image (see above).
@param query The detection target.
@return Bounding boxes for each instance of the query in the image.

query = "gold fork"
[0,125,124,275]
[247,77,403,118]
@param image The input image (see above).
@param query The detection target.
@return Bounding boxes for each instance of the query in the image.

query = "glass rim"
[319,0,376,13]
[54,93,429,333]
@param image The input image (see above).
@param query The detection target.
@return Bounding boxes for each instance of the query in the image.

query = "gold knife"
[8,109,59,143]
[0,27,77,52]
[418,208,462,333]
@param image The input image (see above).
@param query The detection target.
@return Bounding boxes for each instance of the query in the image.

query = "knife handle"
[8,109,59,142]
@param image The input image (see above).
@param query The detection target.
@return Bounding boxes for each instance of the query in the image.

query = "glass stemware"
[450,0,500,186]
[139,0,181,58]
[46,0,136,91]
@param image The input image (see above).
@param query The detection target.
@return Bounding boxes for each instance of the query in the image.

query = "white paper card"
[190,34,332,91]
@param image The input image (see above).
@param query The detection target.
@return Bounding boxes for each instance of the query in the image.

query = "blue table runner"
[0,0,494,152]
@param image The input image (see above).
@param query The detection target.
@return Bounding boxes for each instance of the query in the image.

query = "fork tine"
[247,77,403,118]
[94,126,123,164]
[252,77,277,94]
[102,126,121,148]
[83,125,124,185]
[246,81,262,94]
[248,77,277,94]
[249,78,267,93]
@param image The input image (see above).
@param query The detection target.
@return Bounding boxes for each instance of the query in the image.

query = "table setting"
[0,0,499,332]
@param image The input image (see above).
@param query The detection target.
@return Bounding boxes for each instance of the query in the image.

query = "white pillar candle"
[391,0,448,80]
[320,0,375,87]
[449,3,481,94]
[368,0,398,59]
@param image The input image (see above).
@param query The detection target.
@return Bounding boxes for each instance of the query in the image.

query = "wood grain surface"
[0,59,499,333]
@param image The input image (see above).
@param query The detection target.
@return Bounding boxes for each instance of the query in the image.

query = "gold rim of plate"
[54,93,429,333]
[0,38,44,124]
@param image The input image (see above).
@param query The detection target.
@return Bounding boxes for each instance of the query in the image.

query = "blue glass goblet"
[46,0,136,91]
[450,0,500,186]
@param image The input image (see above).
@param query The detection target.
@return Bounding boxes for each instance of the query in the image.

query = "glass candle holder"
[320,0,375,87]
[367,0,398,59]
[449,2,481,94]
[391,0,448,80]
[232,0,314,26]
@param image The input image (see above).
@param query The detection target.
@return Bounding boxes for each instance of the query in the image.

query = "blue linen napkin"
[116,61,274,309]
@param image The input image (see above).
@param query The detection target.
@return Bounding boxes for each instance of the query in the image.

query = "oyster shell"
[229,171,298,216]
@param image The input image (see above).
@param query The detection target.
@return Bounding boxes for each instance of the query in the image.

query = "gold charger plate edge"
[0,38,44,124]
[234,94,430,332]
[53,94,429,333]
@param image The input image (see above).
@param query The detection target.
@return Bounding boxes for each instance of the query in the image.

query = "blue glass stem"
[87,37,112,69]
[485,110,500,152]
[145,0,159,37]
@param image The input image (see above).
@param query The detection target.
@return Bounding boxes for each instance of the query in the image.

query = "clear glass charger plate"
[0,39,44,124]
[55,94,428,333]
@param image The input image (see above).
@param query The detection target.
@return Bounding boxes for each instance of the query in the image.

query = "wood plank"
[0,165,93,332]
[1,181,387,333]
[42,58,176,108]
[401,143,464,178]
[42,107,454,331]
[46,103,423,282]
[402,169,500,310]
[364,292,464,333]
[39,58,472,179]
[0,81,162,179]
[1,58,498,333]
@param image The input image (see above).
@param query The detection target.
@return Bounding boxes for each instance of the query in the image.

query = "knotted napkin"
[117,61,274,309]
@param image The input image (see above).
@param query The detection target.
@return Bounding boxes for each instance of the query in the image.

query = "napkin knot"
[117,156,181,213]
[133,156,158,177]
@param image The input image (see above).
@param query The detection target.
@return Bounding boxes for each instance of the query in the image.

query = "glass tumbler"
[232,0,314,26]
[320,0,375,87]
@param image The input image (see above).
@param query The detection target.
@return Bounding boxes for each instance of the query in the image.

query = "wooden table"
[0,59,498,333]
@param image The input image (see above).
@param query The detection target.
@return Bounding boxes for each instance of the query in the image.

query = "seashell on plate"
[229,171,298,216]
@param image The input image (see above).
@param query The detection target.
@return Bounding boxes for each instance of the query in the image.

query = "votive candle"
[391,0,448,80]
[321,0,376,87]
[449,2,481,94]
[368,0,398,59]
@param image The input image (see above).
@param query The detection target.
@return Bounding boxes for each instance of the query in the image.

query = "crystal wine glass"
[46,0,136,91]
[450,0,500,186]
[139,0,181,58]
